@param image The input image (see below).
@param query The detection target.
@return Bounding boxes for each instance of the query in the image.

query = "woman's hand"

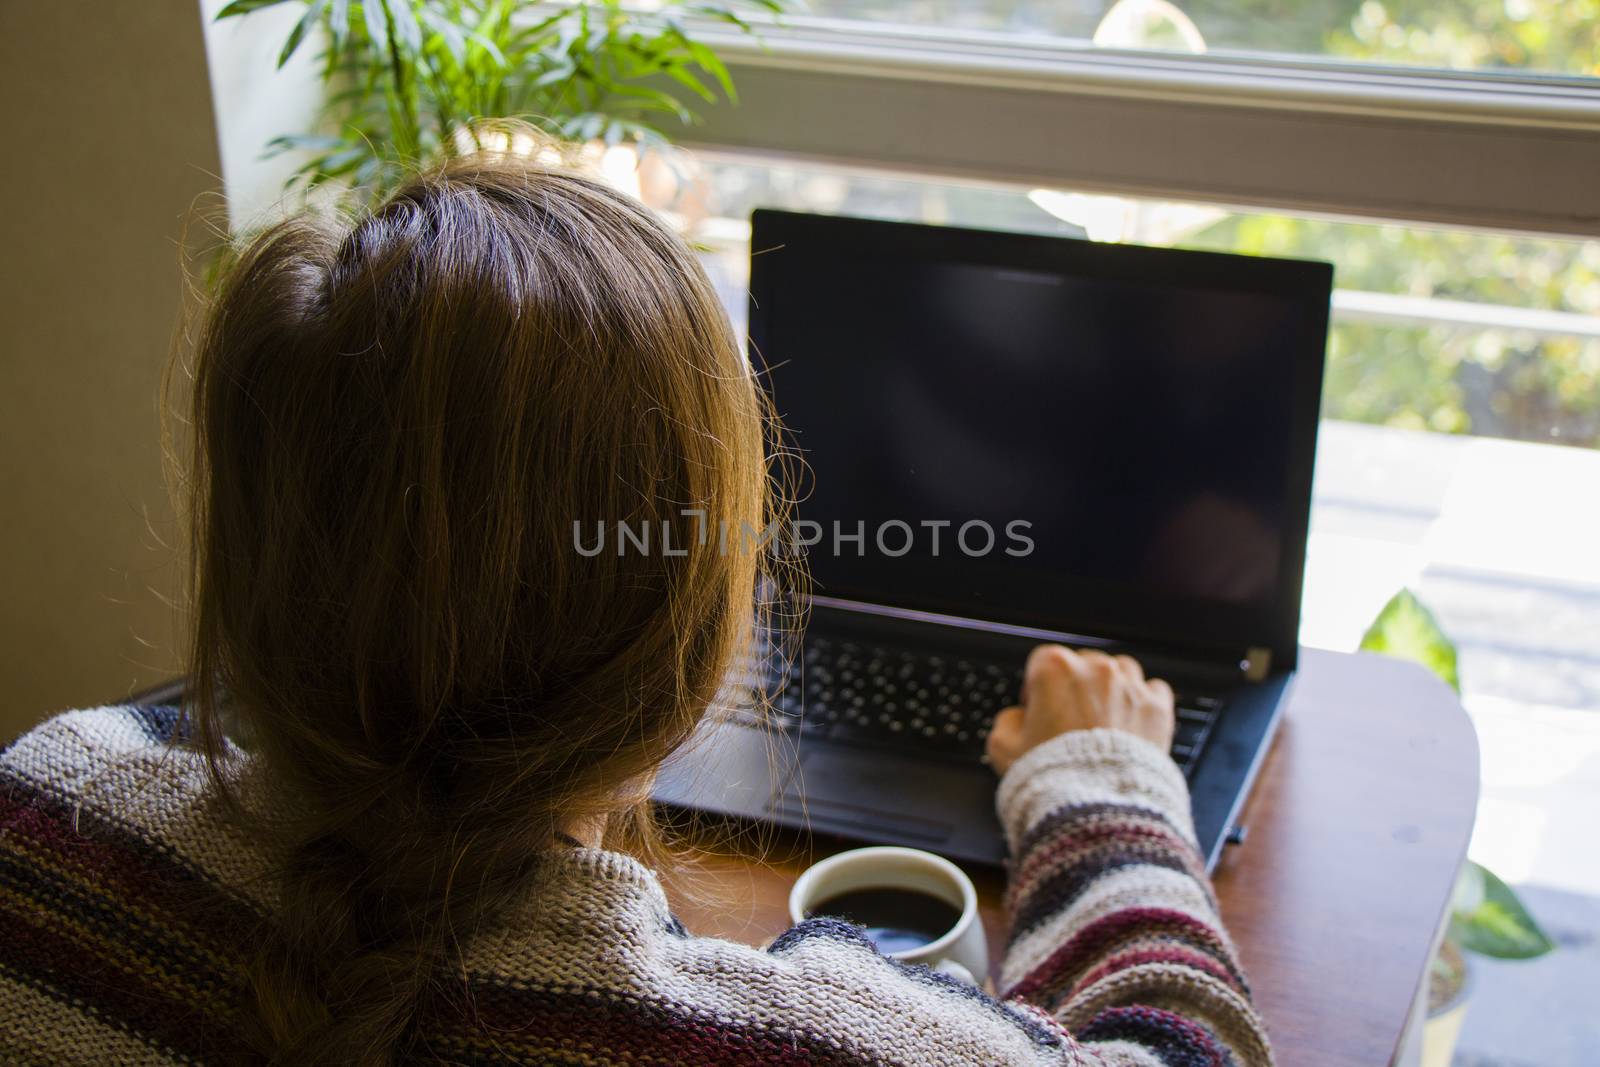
[984,645,1176,775]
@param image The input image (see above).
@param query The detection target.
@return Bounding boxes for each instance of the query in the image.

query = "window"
[676,5,1600,238]
[638,150,1600,448]
[799,0,1600,79]
[619,151,1600,1055]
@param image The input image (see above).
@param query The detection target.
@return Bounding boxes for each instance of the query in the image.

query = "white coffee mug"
[788,846,989,987]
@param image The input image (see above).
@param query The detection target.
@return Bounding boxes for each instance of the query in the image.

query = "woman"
[0,153,1270,1065]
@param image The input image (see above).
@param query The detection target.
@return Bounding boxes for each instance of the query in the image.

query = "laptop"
[654,209,1332,871]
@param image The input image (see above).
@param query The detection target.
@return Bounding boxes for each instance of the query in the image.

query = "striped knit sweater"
[0,705,1270,1065]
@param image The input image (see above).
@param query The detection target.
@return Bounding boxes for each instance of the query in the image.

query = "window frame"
[676,14,1600,238]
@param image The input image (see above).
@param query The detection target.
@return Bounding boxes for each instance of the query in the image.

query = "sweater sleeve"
[996,728,1273,1065]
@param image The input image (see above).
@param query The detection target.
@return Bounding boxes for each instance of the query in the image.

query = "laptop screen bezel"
[746,208,1331,671]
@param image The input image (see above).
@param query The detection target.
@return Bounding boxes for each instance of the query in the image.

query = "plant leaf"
[264,132,348,153]
[215,0,293,19]
[277,0,327,68]
[531,61,576,88]
[420,8,468,64]
[686,39,736,100]
[327,0,349,53]
[567,112,605,141]
[607,83,693,121]
[1450,862,1556,960]
[361,0,388,50]
[316,144,375,177]
[1359,588,1461,693]
[465,29,507,68]
[387,0,423,53]
[663,63,716,102]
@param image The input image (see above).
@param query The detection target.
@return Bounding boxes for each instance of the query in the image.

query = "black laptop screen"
[749,211,1331,656]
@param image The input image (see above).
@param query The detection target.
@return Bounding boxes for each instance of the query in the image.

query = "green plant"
[1359,588,1460,694]
[1360,588,1554,1006]
[216,0,785,203]
[1447,860,1554,961]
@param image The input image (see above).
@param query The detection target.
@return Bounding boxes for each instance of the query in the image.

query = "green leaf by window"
[1359,587,1462,693]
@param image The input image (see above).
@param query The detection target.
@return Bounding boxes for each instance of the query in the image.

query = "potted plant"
[215,0,785,204]
[1360,589,1555,1066]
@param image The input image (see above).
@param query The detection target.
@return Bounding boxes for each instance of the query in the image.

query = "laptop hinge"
[1243,646,1273,683]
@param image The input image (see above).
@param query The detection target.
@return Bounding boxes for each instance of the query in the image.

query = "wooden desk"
[665,648,1480,1067]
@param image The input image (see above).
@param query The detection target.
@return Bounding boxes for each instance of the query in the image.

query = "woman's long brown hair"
[179,148,793,1064]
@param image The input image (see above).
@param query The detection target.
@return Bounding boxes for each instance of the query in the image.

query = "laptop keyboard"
[726,634,1224,776]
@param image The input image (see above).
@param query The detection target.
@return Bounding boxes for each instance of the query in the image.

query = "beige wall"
[0,1,222,739]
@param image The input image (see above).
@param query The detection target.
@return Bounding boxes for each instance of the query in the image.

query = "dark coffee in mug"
[806,886,962,954]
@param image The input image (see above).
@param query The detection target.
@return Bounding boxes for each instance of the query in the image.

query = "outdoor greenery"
[1186,215,1600,447]
[812,0,1599,76]
[1186,0,1599,75]
[1183,1,1599,448]
[804,0,1600,448]
[216,0,784,202]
